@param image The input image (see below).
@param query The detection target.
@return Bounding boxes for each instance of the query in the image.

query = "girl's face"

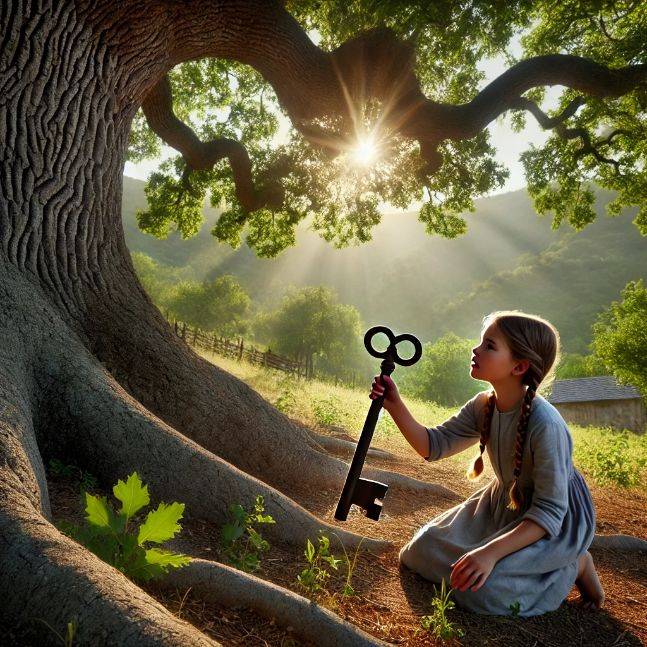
[470,322,526,384]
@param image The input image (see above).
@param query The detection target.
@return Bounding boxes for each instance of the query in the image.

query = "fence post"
[238,338,244,361]
[181,322,187,341]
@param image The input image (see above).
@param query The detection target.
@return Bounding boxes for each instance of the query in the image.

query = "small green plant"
[275,380,298,414]
[58,472,191,581]
[574,429,647,488]
[49,458,98,492]
[35,618,76,646]
[509,600,521,617]
[312,395,341,427]
[297,533,343,596]
[220,495,275,573]
[331,532,365,596]
[419,578,464,641]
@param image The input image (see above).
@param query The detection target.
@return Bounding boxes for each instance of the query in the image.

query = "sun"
[352,135,377,166]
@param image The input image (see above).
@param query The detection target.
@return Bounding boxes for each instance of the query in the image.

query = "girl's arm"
[450,519,546,592]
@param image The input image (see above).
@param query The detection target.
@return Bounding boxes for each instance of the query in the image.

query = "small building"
[547,376,646,434]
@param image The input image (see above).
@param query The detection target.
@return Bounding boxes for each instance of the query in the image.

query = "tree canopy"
[592,279,647,399]
[129,0,647,258]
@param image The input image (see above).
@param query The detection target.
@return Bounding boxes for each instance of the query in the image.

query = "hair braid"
[506,382,538,511]
[466,390,497,480]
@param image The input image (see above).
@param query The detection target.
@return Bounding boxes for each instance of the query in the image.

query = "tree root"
[308,431,396,461]
[47,339,392,554]
[159,558,393,647]
[591,533,647,552]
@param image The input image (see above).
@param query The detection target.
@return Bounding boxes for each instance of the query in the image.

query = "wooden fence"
[171,320,308,378]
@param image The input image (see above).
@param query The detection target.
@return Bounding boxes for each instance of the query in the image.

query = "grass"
[195,348,647,490]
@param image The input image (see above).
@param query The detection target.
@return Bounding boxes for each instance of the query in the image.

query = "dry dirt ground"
[36,416,647,647]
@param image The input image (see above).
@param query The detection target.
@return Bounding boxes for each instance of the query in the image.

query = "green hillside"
[122,176,645,352]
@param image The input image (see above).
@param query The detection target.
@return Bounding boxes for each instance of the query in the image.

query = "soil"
[37,421,647,647]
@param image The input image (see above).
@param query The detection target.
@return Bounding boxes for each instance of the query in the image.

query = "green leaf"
[220,523,245,546]
[145,547,192,570]
[113,472,150,520]
[137,502,185,545]
[305,538,315,563]
[84,493,113,530]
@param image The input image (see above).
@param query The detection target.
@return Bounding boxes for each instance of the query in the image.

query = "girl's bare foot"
[575,551,605,610]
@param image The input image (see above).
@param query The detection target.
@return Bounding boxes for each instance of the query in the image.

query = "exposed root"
[591,533,647,552]
[159,559,393,647]
[47,339,393,555]
[308,431,396,461]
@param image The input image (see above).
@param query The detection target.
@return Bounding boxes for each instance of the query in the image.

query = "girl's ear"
[512,359,530,376]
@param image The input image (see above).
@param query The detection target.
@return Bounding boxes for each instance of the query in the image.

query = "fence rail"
[171,320,307,378]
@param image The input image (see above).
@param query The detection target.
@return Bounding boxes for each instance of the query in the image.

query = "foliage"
[49,458,98,493]
[274,376,299,415]
[58,472,191,582]
[128,2,645,259]
[165,274,251,336]
[219,495,275,573]
[312,394,343,427]
[296,533,343,596]
[130,251,189,309]
[509,600,521,617]
[331,532,365,597]
[555,353,607,380]
[254,285,368,377]
[419,578,464,641]
[592,279,647,400]
[573,428,647,488]
[397,332,488,406]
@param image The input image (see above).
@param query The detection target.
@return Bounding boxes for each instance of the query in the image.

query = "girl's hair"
[466,310,561,512]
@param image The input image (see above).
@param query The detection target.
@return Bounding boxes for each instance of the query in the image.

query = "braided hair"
[466,311,560,512]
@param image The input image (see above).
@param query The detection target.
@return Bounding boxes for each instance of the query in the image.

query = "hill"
[122,176,645,353]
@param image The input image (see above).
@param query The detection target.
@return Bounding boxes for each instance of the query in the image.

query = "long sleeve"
[425,392,482,461]
[519,420,572,538]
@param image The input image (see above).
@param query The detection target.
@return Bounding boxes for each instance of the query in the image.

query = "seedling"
[49,458,98,492]
[296,532,343,596]
[219,495,275,573]
[34,618,76,646]
[419,578,464,641]
[57,471,191,582]
[331,532,365,596]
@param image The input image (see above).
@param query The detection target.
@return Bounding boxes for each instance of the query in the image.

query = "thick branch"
[141,76,283,212]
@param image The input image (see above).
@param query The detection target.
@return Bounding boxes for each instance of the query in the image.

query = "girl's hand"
[449,546,498,592]
[369,374,401,410]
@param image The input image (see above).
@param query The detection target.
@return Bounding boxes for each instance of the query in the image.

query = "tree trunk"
[0,1,459,643]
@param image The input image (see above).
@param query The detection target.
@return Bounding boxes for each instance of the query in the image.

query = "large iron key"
[334,326,422,521]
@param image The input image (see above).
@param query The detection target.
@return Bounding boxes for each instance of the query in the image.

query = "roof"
[547,376,642,404]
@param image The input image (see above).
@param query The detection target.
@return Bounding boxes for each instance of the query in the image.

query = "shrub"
[58,472,190,581]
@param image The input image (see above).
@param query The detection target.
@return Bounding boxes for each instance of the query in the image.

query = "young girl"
[369,311,605,617]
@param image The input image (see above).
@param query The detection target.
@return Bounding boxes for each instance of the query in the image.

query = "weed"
[219,495,275,573]
[574,428,647,488]
[331,532,365,596]
[49,458,98,492]
[419,578,464,641]
[312,395,341,427]
[57,471,190,582]
[296,533,343,596]
[34,618,76,646]
[509,600,521,617]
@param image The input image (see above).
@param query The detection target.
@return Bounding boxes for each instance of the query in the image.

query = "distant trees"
[167,275,252,337]
[592,279,647,400]
[253,286,368,379]
[555,353,606,380]
[397,332,488,407]
[132,252,251,337]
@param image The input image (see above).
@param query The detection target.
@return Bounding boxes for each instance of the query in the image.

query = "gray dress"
[398,391,596,617]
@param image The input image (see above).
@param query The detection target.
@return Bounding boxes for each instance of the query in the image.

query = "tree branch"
[141,75,283,212]
[137,1,647,185]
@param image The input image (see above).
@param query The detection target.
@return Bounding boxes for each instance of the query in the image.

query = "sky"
[124,33,563,197]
